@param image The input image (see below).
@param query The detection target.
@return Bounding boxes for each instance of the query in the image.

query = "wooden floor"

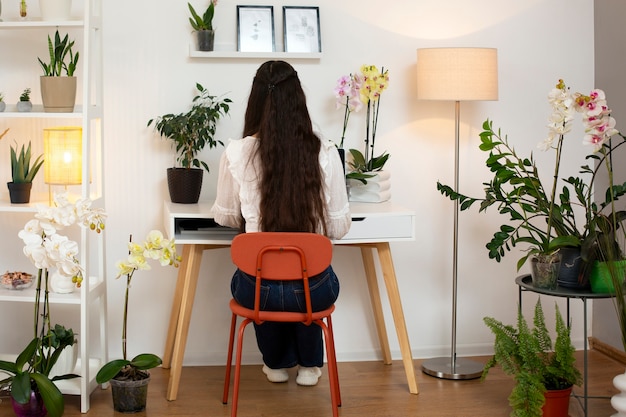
[0,350,623,416]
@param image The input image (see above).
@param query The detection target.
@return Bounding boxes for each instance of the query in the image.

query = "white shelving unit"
[0,0,106,413]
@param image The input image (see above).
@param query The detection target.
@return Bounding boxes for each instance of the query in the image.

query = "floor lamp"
[416,47,498,380]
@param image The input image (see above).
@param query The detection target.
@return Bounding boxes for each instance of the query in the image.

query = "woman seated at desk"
[212,60,351,386]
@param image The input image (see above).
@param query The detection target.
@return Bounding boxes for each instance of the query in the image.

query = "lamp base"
[421,357,483,380]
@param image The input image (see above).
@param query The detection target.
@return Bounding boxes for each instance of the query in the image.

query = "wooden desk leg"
[166,244,205,401]
[375,242,419,395]
[360,246,392,364]
[162,244,192,369]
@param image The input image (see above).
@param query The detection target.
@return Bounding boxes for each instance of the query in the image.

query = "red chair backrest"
[231,232,332,281]
[231,232,333,324]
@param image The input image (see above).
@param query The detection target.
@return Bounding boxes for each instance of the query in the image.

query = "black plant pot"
[7,181,32,204]
[167,167,203,204]
[557,247,591,290]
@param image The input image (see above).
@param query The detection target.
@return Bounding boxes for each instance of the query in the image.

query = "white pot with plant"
[39,0,72,21]
[38,30,79,113]
[0,92,6,112]
[334,65,391,202]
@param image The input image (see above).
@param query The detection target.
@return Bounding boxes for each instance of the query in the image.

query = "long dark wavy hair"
[243,60,326,234]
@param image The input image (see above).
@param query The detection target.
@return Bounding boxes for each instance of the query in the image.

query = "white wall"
[0,0,597,366]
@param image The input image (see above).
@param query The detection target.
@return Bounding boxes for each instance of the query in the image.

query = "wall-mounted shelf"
[189,44,322,60]
[0,20,84,28]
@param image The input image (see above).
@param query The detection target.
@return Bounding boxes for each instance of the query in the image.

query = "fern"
[482,298,581,417]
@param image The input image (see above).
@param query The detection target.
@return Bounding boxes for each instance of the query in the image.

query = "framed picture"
[237,5,275,52]
[283,6,321,53]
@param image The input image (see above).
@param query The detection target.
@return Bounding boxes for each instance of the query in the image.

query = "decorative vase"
[166,167,203,204]
[348,170,391,203]
[557,246,590,289]
[612,369,626,416]
[109,372,151,413]
[541,386,572,417]
[50,270,75,293]
[11,390,47,417]
[16,100,32,112]
[39,0,72,21]
[7,182,33,204]
[0,101,6,112]
[40,76,77,113]
[589,260,626,294]
[530,253,561,290]
[196,29,215,51]
[47,343,78,377]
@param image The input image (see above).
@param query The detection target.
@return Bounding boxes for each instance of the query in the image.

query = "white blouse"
[212,136,351,240]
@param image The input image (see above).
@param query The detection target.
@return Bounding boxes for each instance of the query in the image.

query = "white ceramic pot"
[50,270,75,293]
[612,369,626,416]
[39,0,72,21]
[348,170,391,203]
[47,343,78,378]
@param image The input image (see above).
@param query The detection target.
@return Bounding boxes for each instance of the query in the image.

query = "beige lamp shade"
[44,126,82,185]
[416,47,498,101]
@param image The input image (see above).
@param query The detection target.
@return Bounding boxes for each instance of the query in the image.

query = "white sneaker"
[262,365,289,383]
[296,366,322,386]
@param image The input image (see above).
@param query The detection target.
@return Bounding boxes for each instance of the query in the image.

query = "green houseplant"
[16,87,32,112]
[7,140,44,203]
[437,80,626,288]
[38,30,80,112]
[0,193,105,417]
[147,82,231,203]
[96,230,180,413]
[482,298,582,417]
[188,1,218,51]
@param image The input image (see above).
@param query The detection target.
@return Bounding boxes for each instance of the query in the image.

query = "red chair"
[222,232,341,417]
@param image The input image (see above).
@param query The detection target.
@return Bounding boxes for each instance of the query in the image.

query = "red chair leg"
[326,315,341,406]
[223,313,238,404]
[231,318,251,417]
[317,318,340,417]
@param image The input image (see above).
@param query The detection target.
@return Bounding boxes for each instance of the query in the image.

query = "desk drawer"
[339,214,415,243]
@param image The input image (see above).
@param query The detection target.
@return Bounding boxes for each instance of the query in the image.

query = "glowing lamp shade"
[416,47,498,101]
[44,126,82,185]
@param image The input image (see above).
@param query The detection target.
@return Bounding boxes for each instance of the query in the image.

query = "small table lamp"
[44,126,82,203]
[417,47,498,380]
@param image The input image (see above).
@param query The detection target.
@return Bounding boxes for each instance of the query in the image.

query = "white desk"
[162,201,418,400]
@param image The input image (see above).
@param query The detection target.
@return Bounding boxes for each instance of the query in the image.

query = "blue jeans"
[230,266,340,368]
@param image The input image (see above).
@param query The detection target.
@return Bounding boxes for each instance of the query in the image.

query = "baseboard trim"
[589,336,626,365]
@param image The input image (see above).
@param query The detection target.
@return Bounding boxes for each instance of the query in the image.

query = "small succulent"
[19,88,31,102]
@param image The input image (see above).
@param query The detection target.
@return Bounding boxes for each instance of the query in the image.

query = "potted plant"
[0,193,106,417]
[147,82,231,203]
[38,30,79,112]
[96,230,180,413]
[482,298,582,417]
[7,140,44,204]
[334,65,391,202]
[16,88,32,112]
[437,80,626,289]
[188,1,218,51]
[0,92,6,112]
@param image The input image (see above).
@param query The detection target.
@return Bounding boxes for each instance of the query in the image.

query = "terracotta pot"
[541,386,572,417]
